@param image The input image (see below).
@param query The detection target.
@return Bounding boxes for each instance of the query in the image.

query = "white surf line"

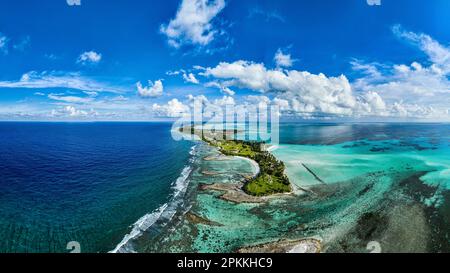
[109,203,168,253]
[110,154,196,253]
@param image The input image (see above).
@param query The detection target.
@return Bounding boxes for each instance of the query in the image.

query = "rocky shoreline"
[199,182,266,203]
[199,181,295,204]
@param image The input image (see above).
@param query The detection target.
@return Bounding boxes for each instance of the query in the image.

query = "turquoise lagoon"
[123,123,450,253]
[3,122,448,253]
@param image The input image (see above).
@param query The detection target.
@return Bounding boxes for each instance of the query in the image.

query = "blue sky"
[0,0,449,121]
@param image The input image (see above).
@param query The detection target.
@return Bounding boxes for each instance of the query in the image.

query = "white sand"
[234,156,260,178]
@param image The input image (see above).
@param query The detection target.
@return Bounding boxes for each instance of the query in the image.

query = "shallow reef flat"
[134,124,450,253]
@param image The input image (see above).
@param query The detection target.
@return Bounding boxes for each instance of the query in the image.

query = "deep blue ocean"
[0,122,193,253]
[1,122,449,253]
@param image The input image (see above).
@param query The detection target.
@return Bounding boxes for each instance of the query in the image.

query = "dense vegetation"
[215,140,291,196]
[180,126,292,196]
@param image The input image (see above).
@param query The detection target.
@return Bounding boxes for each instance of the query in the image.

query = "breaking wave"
[110,146,197,253]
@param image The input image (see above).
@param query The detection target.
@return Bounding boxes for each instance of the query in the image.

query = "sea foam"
[110,146,197,253]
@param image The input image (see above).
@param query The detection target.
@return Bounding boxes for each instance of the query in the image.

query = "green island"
[181,126,291,196]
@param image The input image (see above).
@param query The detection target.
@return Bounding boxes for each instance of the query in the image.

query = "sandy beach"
[234,156,260,178]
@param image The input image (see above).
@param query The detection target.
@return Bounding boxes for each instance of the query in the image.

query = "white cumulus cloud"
[51,106,97,118]
[152,98,190,117]
[160,0,226,48]
[204,81,235,95]
[183,73,200,84]
[137,80,164,98]
[77,51,102,65]
[274,49,294,68]
[197,26,450,121]
[351,26,450,119]
[202,60,358,116]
